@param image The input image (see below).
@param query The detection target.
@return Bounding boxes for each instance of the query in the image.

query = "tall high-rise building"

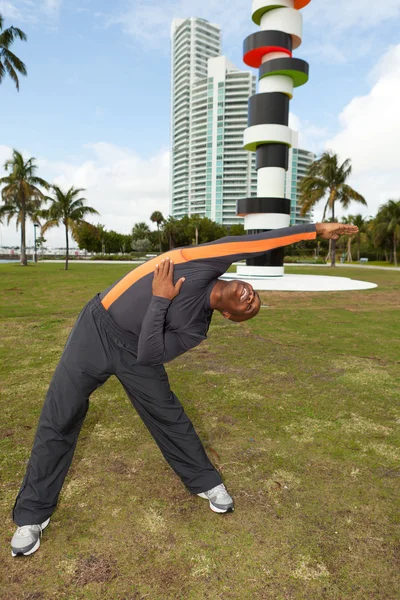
[171,18,221,219]
[171,18,256,226]
[190,56,256,225]
[285,131,315,225]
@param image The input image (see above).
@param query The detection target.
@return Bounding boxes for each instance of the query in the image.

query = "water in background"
[0,260,22,263]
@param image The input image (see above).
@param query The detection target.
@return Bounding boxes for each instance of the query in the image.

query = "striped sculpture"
[237,0,311,276]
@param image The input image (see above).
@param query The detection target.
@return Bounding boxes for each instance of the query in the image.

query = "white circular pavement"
[220,273,377,292]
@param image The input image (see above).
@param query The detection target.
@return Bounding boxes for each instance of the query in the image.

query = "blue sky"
[1,0,400,247]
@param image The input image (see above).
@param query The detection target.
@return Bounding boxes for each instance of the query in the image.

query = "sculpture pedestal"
[237,265,284,278]
[220,271,377,292]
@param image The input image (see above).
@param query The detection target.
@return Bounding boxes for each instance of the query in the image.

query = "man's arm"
[136,259,203,366]
[180,222,359,270]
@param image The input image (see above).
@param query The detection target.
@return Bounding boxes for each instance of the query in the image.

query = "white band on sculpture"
[244,213,291,230]
[258,75,294,98]
[244,124,292,151]
[257,167,287,197]
[260,8,302,49]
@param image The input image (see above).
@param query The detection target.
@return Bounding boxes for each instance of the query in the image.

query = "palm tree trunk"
[331,204,337,267]
[157,224,162,253]
[357,235,361,262]
[394,234,398,267]
[20,205,27,266]
[347,237,353,262]
[325,239,332,263]
[65,223,69,271]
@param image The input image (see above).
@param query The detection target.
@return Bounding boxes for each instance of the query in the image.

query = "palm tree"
[0,13,27,91]
[299,151,367,266]
[0,150,49,265]
[132,222,150,241]
[350,214,368,262]
[162,217,179,250]
[341,216,354,262]
[372,200,400,267]
[150,211,164,253]
[41,186,99,270]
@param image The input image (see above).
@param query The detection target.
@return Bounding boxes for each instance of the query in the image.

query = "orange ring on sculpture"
[294,0,311,8]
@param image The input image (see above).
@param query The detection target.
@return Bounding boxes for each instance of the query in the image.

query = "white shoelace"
[207,484,226,497]
[16,524,43,538]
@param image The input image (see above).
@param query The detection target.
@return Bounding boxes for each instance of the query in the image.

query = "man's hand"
[152,258,185,301]
[316,222,359,240]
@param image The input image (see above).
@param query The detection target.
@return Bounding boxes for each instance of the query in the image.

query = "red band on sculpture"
[244,46,292,68]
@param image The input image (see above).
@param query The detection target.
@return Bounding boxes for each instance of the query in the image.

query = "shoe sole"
[11,518,50,557]
[209,503,234,514]
[198,493,234,514]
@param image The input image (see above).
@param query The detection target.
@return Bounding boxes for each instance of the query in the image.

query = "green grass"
[0,263,399,600]
[347,261,398,267]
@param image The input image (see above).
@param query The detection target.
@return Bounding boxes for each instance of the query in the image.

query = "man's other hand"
[316,223,359,240]
[152,258,185,300]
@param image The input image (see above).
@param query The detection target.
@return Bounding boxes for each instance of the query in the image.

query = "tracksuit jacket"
[13,224,317,525]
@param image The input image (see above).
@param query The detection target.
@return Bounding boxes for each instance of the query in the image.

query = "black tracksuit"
[13,224,316,526]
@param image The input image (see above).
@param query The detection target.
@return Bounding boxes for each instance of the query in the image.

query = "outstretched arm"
[181,222,359,265]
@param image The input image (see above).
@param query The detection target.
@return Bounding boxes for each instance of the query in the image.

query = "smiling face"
[220,280,261,322]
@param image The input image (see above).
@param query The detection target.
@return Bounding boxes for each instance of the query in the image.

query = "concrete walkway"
[286,263,400,272]
[39,260,400,272]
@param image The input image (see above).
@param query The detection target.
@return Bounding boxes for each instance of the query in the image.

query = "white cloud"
[0,0,62,23]
[289,112,329,156]
[307,0,400,32]
[324,43,400,219]
[0,1,22,19]
[0,142,170,248]
[41,0,61,15]
[106,0,251,51]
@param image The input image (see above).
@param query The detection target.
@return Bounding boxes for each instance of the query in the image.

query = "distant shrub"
[284,256,326,265]
[90,254,145,262]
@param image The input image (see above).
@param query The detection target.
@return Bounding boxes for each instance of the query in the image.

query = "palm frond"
[41,219,60,234]
[0,25,27,46]
[3,56,20,89]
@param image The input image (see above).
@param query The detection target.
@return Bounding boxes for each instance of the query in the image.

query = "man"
[11,222,357,556]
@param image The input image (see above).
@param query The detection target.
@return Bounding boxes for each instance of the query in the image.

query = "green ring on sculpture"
[244,139,292,152]
[259,57,309,87]
[252,5,285,26]
[252,0,311,24]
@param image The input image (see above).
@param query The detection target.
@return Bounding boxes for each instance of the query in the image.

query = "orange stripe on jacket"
[101,230,316,310]
[101,249,187,310]
[180,232,315,261]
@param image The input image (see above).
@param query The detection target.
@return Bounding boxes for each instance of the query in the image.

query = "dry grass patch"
[292,554,330,581]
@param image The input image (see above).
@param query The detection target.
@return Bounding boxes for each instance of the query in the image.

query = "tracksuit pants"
[13,295,222,526]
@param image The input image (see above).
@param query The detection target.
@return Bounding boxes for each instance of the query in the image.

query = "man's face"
[220,280,261,322]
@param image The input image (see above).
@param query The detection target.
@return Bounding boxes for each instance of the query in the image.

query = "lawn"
[0,263,399,600]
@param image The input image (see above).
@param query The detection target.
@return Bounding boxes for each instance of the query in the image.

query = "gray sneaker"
[197,484,234,513]
[11,518,50,557]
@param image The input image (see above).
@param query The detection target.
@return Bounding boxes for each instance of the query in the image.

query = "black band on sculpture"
[248,92,289,127]
[237,197,291,216]
[243,30,292,68]
[259,57,309,87]
[246,247,285,267]
[256,143,289,170]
